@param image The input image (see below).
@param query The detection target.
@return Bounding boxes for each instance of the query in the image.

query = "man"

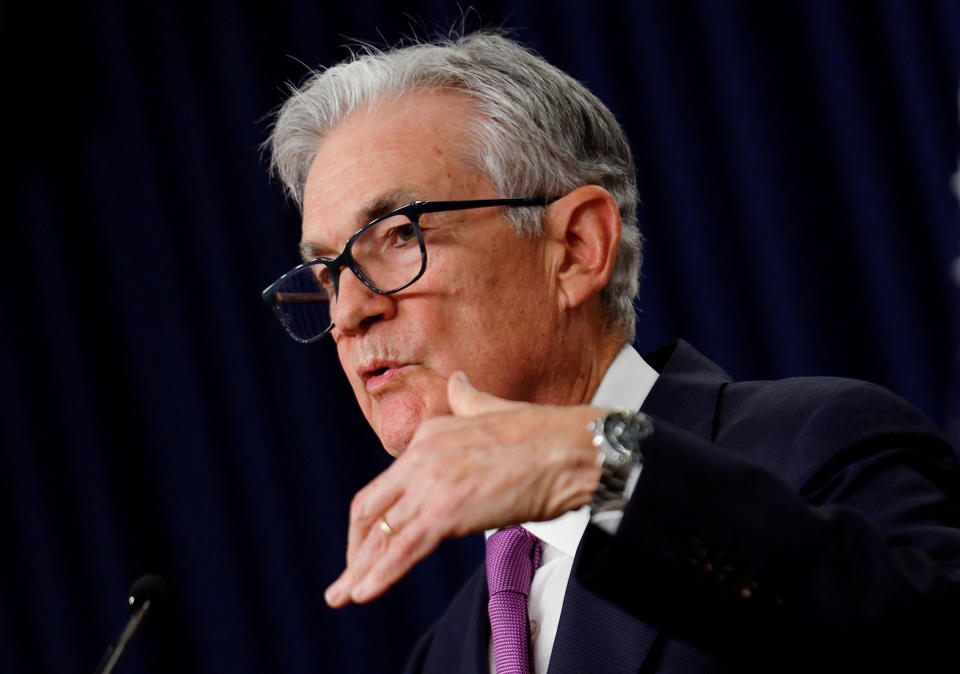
[262,32,960,672]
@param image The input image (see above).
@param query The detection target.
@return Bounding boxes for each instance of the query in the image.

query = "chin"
[373,397,424,457]
[378,423,414,457]
[366,372,452,455]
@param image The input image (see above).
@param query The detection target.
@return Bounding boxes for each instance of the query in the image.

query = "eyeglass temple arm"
[273,292,328,304]
[415,196,558,214]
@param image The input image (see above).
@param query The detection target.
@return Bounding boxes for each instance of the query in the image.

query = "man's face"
[300,91,562,454]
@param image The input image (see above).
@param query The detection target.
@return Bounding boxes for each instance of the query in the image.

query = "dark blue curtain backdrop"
[2,1,958,672]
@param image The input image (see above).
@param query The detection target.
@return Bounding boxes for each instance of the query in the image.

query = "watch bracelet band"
[590,409,653,514]
[592,462,633,513]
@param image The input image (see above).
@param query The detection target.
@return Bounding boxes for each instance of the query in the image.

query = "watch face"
[604,411,649,453]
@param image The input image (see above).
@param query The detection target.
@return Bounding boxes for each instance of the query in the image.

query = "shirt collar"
[590,343,659,412]
[486,344,660,556]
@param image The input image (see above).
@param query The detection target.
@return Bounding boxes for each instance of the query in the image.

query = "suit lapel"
[407,563,489,674]
[546,558,660,673]
[460,566,490,674]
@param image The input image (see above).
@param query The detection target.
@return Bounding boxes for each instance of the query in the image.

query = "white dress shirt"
[487,345,659,673]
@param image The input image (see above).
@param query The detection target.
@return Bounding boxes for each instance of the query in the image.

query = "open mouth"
[359,362,411,391]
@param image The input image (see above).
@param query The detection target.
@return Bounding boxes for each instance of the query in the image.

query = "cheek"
[437,256,509,311]
[433,288,492,350]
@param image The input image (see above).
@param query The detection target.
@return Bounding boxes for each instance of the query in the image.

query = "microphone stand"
[94,597,153,674]
[94,574,168,674]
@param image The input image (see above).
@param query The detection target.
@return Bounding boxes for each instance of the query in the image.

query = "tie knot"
[486,526,541,597]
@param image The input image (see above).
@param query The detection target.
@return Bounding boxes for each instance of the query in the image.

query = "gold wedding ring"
[379,518,397,536]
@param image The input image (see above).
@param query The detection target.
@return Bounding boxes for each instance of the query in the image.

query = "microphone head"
[127,574,169,613]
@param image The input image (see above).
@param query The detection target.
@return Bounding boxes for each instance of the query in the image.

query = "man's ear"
[546,185,621,311]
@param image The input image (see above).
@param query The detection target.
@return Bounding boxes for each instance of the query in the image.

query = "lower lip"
[365,365,411,392]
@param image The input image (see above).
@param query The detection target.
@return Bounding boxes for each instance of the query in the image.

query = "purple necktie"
[486,526,542,674]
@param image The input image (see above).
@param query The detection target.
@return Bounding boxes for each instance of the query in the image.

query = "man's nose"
[330,267,396,336]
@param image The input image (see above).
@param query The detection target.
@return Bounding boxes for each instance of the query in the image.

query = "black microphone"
[94,574,169,674]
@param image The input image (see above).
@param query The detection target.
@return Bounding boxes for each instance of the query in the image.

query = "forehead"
[299,90,492,256]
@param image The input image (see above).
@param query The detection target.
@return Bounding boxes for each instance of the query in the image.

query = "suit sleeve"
[574,381,960,670]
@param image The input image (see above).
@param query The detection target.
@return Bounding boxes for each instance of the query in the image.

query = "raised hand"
[324,371,603,607]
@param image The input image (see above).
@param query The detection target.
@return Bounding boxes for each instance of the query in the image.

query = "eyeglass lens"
[271,213,424,341]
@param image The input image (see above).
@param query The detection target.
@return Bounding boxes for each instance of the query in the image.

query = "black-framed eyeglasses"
[261,196,557,343]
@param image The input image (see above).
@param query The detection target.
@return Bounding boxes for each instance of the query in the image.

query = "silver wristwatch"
[589,409,653,513]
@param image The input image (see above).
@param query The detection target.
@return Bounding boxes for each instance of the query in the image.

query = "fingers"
[326,510,401,607]
[351,522,444,603]
[325,489,443,607]
[326,457,438,608]
[447,371,522,417]
[325,541,380,607]
[325,465,409,607]
[344,469,405,566]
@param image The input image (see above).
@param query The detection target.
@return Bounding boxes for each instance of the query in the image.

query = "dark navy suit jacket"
[404,341,960,673]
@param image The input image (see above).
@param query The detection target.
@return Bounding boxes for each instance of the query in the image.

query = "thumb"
[447,371,522,417]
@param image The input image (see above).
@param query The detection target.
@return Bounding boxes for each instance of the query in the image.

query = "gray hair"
[269,31,641,342]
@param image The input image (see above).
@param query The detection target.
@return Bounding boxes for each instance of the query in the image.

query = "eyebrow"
[298,187,417,262]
